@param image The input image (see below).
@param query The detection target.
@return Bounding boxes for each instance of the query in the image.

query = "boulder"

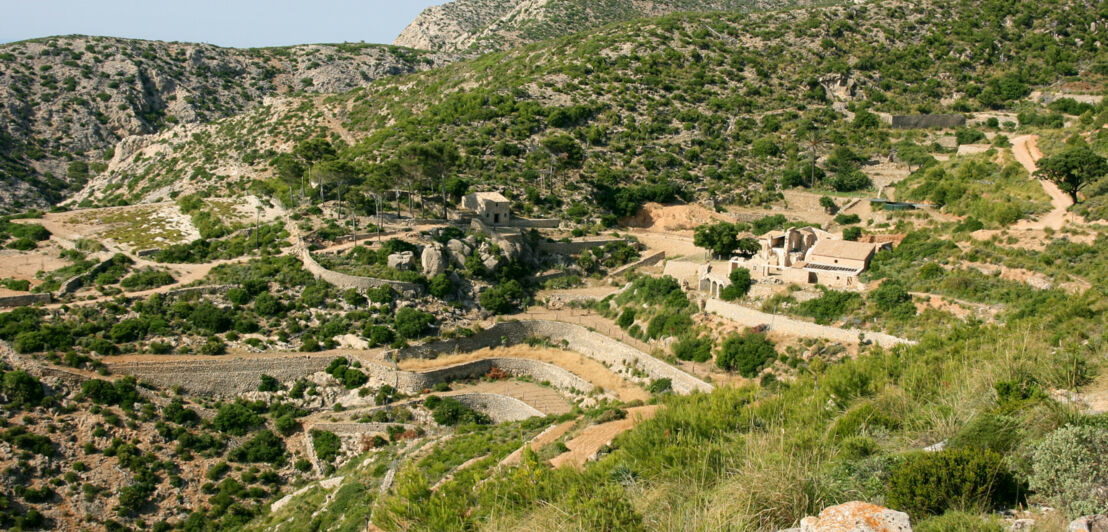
[387,251,416,271]
[798,502,911,532]
[482,255,501,272]
[422,244,447,277]
[1069,516,1108,532]
[446,239,470,267]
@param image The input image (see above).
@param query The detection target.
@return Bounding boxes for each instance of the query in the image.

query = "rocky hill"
[0,36,438,211]
[77,0,1107,223]
[394,0,830,56]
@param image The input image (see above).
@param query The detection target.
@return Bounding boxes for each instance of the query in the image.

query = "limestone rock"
[388,251,416,270]
[798,501,911,532]
[1069,515,1108,532]
[1010,519,1035,531]
[422,244,447,277]
[446,239,471,267]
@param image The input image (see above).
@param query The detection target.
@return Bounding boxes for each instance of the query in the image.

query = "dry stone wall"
[361,357,593,395]
[706,299,914,348]
[105,354,334,395]
[390,320,713,394]
[0,293,51,308]
[890,114,966,129]
[450,393,544,422]
[298,246,424,297]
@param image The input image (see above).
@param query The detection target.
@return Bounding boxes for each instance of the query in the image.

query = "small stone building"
[462,192,511,225]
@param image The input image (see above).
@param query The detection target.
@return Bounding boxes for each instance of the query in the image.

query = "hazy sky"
[0,0,445,48]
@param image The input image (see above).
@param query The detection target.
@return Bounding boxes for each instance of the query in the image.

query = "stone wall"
[705,299,913,349]
[607,251,666,278]
[57,254,120,295]
[298,246,425,297]
[0,293,51,308]
[389,320,713,394]
[508,218,560,229]
[449,393,545,423]
[104,354,335,395]
[309,422,414,436]
[361,357,593,395]
[890,114,966,129]
[536,238,626,255]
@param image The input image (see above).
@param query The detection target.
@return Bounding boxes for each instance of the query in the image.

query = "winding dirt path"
[1011,135,1083,230]
[548,405,660,469]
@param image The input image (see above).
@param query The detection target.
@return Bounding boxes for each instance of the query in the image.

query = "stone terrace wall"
[607,251,666,278]
[310,422,415,436]
[450,393,544,423]
[0,293,51,308]
[361,357,593,395]
[298,246,424,297]
[536,238,626,255]
[509,218,560,229]
[105,354,334,395]
[890,114,966,129]
[706,299,914,349]
[390,320,713,394]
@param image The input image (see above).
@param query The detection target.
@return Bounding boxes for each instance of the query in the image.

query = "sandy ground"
[1010,135,1083,231]
[621,202,727,232]
[549,405,659,469]
[398,345,649,403]
[499,419,578,467]
[0,245,71,287]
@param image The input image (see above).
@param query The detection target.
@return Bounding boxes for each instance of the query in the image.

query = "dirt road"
[549,405,659,469]
[1011,135,1081,230]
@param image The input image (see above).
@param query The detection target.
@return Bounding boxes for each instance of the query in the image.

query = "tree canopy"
[1035,146,1108,203]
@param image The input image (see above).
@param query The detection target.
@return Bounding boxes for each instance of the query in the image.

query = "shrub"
[886,448,1022,517]
[478,280,526,314]
[1029,425,1108,518]
[258,375,280,392]
[672,335,713,363]
[828,171,872,192]
[949,412,1020,453]
[869,280,913,314]
[648,378,672,394]
[229,430,285,464]
[426,396,491,426]
[794,290,862,324]
[1,370,44,409]
[429,273,452,299]
[646,312,693,340]
[253,292,282,316]
[119,270,175,291]
[617,308,636,329]
[842,226,862,241]
[394,307,435,339]
[213,402,263,435]
[720,268,752,301]
[834,213,861,225]
[365,325,395,346]
[716,331,776,377]
[312,430,342,463]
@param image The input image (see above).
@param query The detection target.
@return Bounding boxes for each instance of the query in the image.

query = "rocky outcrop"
[422,243,447,277]
[394,0,824,57]
[387,251,416,271]
[788,502,912,532]
[1070,515,1108,532]
[0,36,439,211]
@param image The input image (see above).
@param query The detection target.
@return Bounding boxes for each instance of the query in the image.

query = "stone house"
[462,192,511,225]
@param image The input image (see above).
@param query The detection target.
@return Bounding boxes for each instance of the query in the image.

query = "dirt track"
[1011,135,1082,230]
[548,405,659,469]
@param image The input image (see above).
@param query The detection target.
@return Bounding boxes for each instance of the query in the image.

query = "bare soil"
[549,405,659,469]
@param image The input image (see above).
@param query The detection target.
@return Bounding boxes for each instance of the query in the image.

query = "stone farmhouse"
[700,226,890,296]
[462,192,511,225]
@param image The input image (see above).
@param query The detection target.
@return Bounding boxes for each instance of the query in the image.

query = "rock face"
[388,251,416,270]
[446,239,472,267]
[796,502,912,532]
[422,243,447,277]
[1070,515,1108,532]
[0,36,439,211]
[393,0,823,57]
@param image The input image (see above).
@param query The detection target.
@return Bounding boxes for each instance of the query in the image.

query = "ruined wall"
[298,247,425,297]
[890,114,966,129]
[0,293,52,308]
[104,354,334,395]
[607,251,666,278]
[390,320,713,394]
[705,299,913,349]
[362,357,593,395]
[536,238,626,255]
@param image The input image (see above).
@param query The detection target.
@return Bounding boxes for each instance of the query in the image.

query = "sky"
[0,0,445,48]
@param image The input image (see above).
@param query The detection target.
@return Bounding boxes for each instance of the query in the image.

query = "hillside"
[79,0,1107,226]
[0,36,437,211]
[394,0,832,56]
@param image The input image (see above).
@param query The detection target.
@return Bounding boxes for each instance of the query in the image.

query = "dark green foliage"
[258,375,280,392]
[119,270,175,291]
[426,396,491,426]
[189,302,234,333]
[1035,145,1108,203]
[833,213,860,225]
[1,426,53,456]
[648,378,672,394]
[720,267,752,301]
[229,430,285,464]
[478,280,525,315]
[716,331,776,377]
[595,181,682,218]
[312,430,341,463]
[842,226,862,241]
[1,370,44,409]
[694,222,758,258]
[213,402,264,436]
[886,448,1023,517]
[794,290,862,324]
[646,312,693,340]
[954,128,986,145]
[617,308,636,329]
[869,280,915,318]
[429,273,452,299]
[365,324,395,346]
[672,335,713,363]
[81,378,141,408]
[394,306,435,339]
[253,292,283,316]
[950,413,1020,453]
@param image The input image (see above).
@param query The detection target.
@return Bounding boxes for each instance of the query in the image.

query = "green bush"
[426,396,491,426]
[886,448,1022,517]
[1,371,44,409]
[213,402,263,436]
[429,273,453,299]
[834,213,861,225]
[119,270,175,291]
[1029,425,1108,518]
[794,290,861,324]
[842,226,862,241]
[672,335,713,363]
[648,378,672,394]
[394,307,435,339]
[478,280,526,314]
[229,430,285,464]
[312,429,342,463]
[949,412,1020,453]
[716,331,776,377]
[720,268,752,301]
[258,375,280,392]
